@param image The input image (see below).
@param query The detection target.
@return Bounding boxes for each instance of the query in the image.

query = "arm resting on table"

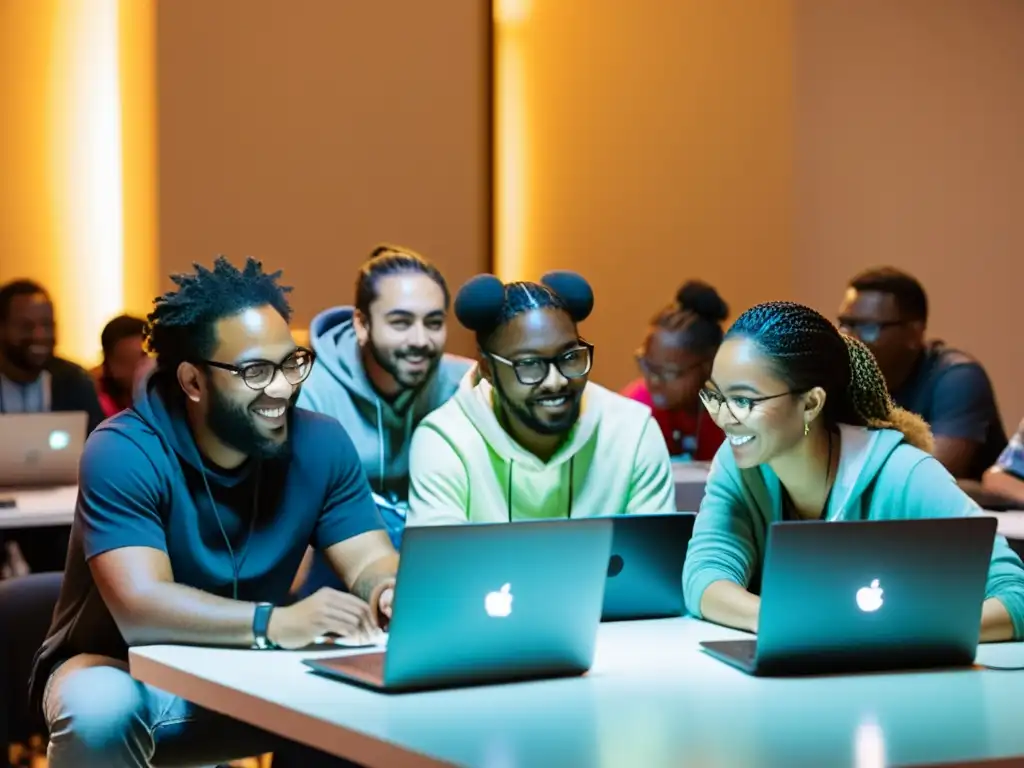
[91,545,258,647]
[699,580,760,634]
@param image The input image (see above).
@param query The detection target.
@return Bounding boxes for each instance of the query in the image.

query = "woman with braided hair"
[683,301,1024,642]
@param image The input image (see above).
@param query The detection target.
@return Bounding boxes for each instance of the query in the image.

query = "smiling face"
[484,308,589,440]
[637,326,712,411]
[1,292,56,375]
[195,305,300,461]
[704,336,825,469]
[356,273,448,391]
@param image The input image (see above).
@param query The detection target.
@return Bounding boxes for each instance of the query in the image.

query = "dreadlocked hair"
[454,271,594,348]
[726,301,933,452]
[145,256,293,374]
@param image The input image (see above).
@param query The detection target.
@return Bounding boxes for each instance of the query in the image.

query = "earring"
[803,422,810,437]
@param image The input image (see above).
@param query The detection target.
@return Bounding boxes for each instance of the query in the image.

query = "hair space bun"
[454,273,506,331]
[677,280,728,322]
[540,270,594,322]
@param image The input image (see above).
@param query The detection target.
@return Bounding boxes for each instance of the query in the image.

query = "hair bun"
[677,280,728,322]
[454,274,506,331]
[540,271,594,322]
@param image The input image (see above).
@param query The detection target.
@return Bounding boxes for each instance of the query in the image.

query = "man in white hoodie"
[407,271,675,524]
[297,244,471,558]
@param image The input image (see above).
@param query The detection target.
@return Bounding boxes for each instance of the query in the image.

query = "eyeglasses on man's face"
[488,341,594,386]
[201,347,316,391]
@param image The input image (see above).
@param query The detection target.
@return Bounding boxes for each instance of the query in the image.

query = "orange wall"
[498,0,795,391]
[0,1,61,295]
[155,0,491,356]
[792,0,1024,430]
[0,0,156,366]
[512,0,1023,432]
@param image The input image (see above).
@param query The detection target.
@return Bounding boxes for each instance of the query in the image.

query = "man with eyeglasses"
[30,257,397,767]
[406,271,674,525]
[837,266,1005,481]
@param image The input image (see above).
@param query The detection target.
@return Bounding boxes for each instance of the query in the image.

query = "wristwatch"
[252,602,276,649]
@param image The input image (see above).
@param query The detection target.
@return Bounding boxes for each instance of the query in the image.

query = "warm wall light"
[49,0,124,367]
[493,0,530,282]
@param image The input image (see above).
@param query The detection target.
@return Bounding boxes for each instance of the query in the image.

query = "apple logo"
[607,555,624,578]
[49,430,70,451]
[856,579,884,612]
[484,583,513,618]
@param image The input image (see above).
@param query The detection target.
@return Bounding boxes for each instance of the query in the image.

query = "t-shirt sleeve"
[927,363,999,443]
[994,419,1024,480]
[78,429,168,560]
[312,422,384,551]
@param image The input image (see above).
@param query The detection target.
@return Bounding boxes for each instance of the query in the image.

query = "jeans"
[43,653,360,767]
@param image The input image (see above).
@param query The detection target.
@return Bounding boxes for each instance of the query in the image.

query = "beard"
[492,375,582,437]
[367,338,440,391]
[207,384,293,461]
[1,341,52,375]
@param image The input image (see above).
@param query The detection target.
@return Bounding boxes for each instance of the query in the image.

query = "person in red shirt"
[621,281,728,460]
[92,314,148,418]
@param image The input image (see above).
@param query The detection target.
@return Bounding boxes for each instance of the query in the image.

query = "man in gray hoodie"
[297,244,472,559]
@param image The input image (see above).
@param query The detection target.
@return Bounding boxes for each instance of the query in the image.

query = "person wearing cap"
[406,271,675,524]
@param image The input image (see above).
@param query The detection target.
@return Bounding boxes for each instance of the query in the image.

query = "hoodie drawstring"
[506,457,574,522]
[375,399,385,490]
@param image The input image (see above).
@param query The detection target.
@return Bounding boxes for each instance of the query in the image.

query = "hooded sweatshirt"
[683,424,1024,639]
[298,306,472,542]
[28,373,382,711]
[407,373,675,524]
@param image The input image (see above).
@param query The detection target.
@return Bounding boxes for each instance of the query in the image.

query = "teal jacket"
[683,425,1024,639]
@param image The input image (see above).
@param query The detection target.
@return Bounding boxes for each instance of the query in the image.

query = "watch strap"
[252,602,276,649]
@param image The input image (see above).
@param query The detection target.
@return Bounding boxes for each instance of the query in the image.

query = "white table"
[0,485,77,529]
[672,461,709,511]
[985,510,1024,542]
[129,617,1024,767]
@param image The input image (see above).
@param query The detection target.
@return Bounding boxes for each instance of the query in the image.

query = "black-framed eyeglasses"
[837,318,906,345]
[698,386,796,421]
[200,347,316,391]
[635,351,704,384]
[487,341,594,386]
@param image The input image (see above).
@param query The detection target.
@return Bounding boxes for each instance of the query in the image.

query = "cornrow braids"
[726,301,933,451]
[843,334,934,452]
[145,256,292,374]
[454,272,594,348]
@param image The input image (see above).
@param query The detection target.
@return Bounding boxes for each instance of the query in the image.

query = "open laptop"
[601,512,695,621]
[700,517,997,676]
[304,518,614,692]
[0,412,87,488]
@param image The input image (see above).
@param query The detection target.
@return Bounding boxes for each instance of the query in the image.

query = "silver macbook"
[700,517,997,676]
[602,513,695,621]
[304,518,614,692]
[0,412,87,488]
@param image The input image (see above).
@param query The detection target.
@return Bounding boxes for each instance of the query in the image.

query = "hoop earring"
[803,422,810,437]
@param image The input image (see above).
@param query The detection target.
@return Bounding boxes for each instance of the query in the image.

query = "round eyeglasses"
[201,347,316,390]
[487,342,594,386]
[698,387,794,421]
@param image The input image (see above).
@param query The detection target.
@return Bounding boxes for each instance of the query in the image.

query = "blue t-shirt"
[892,341,1006,480]
[29,377,383,706]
